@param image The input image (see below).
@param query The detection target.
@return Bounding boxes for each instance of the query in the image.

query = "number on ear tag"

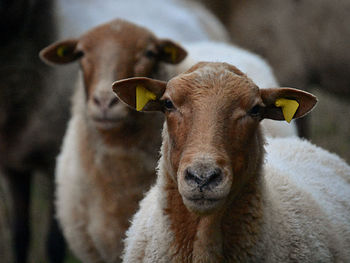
[275,98,299,123]
[136,85,156,111]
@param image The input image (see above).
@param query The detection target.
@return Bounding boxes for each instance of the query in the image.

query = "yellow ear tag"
[57,46,68,57]
[275,98,299,123]
[164,46,177,63]
[136,85,156,111]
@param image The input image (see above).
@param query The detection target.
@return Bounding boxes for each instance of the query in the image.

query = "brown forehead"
[166,63,260,108]
[78,19,156,51]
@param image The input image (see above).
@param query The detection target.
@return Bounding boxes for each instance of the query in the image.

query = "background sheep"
[113,62,350,262]
[40,18,189,262]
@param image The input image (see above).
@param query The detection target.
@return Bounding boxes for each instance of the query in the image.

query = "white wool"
[122,158,174,262]
[55,0,229,42]
[265,137,350,231]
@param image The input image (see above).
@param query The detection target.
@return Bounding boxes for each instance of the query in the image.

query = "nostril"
[185,168,203,185]
[108,97,118,108]
[205,168,222,187]
[184,167,223,189]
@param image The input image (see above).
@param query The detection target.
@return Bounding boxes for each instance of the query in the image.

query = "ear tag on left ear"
[136,85,156,111]
[164,46,177,63]
[57,46,68,57]
[275,98,299,123]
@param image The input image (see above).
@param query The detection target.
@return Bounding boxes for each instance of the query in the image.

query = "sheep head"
[39,19,186,130]
[113,62,317,214]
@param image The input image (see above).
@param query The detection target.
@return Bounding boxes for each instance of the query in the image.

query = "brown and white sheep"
[40,18,189,263]
[113,62,350,262]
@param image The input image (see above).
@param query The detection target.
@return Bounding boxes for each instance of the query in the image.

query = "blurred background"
[0,0,349,262]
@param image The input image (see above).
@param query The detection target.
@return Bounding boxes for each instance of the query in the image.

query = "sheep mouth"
[188,197,221,205]
[183,196,225,213]
[92,117,124,129]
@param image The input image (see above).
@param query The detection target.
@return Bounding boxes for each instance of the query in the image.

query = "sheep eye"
[249,105,261,117]
[164,99,175,111]
[144,50,157,59]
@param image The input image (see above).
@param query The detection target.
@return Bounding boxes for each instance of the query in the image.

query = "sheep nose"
[184,166,223,191]
[92,93,118,109]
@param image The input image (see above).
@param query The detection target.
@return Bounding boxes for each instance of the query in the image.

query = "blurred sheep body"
[55,0,229,42]
[45,0,229,260]
[195,0,350,137]
[0,0,71,262]
[55,74,163,262]
[42,19,183,263]
[196,0,350,98]
[112,62,350,262]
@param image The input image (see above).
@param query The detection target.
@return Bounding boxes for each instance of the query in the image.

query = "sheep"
[195,0,350,137]
[112,61,350,262]
[0,0,70,262]
[165,41,298,138]
[39,18,190,262]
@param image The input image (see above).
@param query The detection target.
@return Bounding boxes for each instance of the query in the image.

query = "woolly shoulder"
[264,137,350,230]
[123,184,173,263]
[55,116,81,180]
[265,137,350,180]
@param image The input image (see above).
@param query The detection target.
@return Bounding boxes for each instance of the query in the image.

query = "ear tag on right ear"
[275,98,299,123]
[57,46,68,57]
[164,46,177,63]
[136,85,156,111]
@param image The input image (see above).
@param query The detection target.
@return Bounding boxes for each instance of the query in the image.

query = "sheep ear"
[39,39,82,65]
[157,39,187,64]
[112,77,167,112]
[260,88,317,123]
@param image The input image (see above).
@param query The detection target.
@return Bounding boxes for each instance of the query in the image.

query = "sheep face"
[163,63,265,214]
[113,62,317,215]
[40,19,186,131]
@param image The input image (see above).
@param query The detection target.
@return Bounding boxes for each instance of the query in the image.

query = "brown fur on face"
[162,63,264,210]
[77,20,159,96]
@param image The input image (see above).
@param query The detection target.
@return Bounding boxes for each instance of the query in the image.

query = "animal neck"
[163,168,264,263]
[94,120,145,147]
[75,108,161,230]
